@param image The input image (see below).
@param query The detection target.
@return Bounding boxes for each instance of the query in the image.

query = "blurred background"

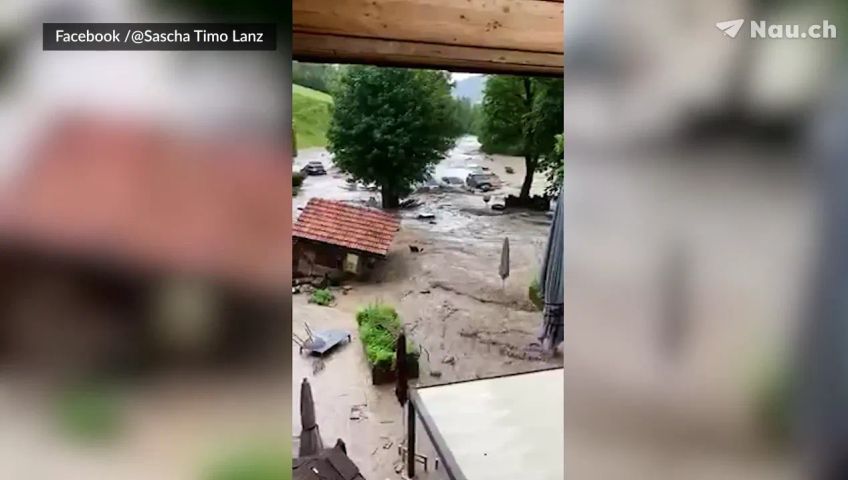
[0,1,291,479]
[565,0,845,478]
[3,0,847,477]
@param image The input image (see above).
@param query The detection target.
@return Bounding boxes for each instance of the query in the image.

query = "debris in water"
[350,404,367,421]
[430,370,442,378]
[505,166,515,174]
[409,245,422,253]
[312,358,325,375]
[417,212,436,220]
[400,198,422,209]
[442,355,456,365]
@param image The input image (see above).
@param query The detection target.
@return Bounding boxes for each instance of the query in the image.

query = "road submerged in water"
[292,136,562,478]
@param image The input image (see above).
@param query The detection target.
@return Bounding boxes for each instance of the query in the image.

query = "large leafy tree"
[451,98,481,136]
[480,76,563,199]
[539,134,564,196]
[328,66,457,208]
[292,62,340,94]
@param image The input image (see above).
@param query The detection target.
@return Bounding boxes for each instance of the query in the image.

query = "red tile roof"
[0,116,292,293]
[293,198,399,256]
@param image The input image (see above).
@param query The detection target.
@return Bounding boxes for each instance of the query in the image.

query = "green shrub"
[753,358,795,444]
[529,278,543,310]
[309,288,334,306]
[356,303,416,369]
[203,441,291,480]
[55,381,123,443]
[292,171,305,188]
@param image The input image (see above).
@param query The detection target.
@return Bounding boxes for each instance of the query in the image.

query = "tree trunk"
[519,78,536,200]
[381,189,400,209]
[520,156,537,199]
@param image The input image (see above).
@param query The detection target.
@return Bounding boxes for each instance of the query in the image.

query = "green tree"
[292,62,340,94]
[328,66,457,208]
[479,76,563,199]
[451,98,481,136]
[539,134,563,196]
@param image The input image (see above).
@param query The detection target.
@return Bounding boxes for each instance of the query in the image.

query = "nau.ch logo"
[716,18,837,39]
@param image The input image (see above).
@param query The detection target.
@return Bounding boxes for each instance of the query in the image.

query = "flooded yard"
[292,136,562,478]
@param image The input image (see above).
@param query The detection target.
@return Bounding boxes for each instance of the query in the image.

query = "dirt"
[292,136,562,478]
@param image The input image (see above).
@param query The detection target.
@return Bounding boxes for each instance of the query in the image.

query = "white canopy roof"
[413,368,564,480]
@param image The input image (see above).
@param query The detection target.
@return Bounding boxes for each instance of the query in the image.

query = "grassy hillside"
[293,84,333,150]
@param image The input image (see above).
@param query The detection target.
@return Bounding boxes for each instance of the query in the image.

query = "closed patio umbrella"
[500,237,510,286]
[538,194,564,351]
[299,378,324,457]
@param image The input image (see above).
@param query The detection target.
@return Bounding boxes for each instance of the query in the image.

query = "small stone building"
[292,198,399,281]
[0,116,291,372]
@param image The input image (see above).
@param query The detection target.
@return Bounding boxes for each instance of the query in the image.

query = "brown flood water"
[292,136,562,478]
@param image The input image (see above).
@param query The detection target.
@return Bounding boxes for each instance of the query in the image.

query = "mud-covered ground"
[292,137,562,477]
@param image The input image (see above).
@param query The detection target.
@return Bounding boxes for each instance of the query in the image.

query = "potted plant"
[355,303,419,385]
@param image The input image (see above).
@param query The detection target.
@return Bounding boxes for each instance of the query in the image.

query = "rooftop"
[411,367,564,480]
[0,116,291,293]
[293,198,400,257]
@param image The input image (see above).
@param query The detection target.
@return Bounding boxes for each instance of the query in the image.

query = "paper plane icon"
[716,19,745,38]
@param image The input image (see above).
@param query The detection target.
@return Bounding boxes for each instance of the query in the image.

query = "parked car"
[466,172,500,191]
[300,161,327,176]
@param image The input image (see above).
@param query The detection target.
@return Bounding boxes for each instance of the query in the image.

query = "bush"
[355,303,416,369]
[292,171,305,188]
[55,381,123,443]
[529,278,543,310]
[309,288,334,306]
[203,441,291,480]
[753,357,795,444]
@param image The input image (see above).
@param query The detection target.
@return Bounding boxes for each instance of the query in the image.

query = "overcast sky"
[451,72,480,81]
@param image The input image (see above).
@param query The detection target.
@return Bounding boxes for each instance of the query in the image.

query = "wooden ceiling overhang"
[293,0,563,76]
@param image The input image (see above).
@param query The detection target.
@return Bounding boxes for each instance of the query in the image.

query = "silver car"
[466,172,500,191]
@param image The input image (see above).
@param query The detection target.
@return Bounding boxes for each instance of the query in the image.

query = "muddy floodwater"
[292,136,562,478]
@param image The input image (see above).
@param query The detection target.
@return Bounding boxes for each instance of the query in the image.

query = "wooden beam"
[294,32,562,76]
[293,0,563,55]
